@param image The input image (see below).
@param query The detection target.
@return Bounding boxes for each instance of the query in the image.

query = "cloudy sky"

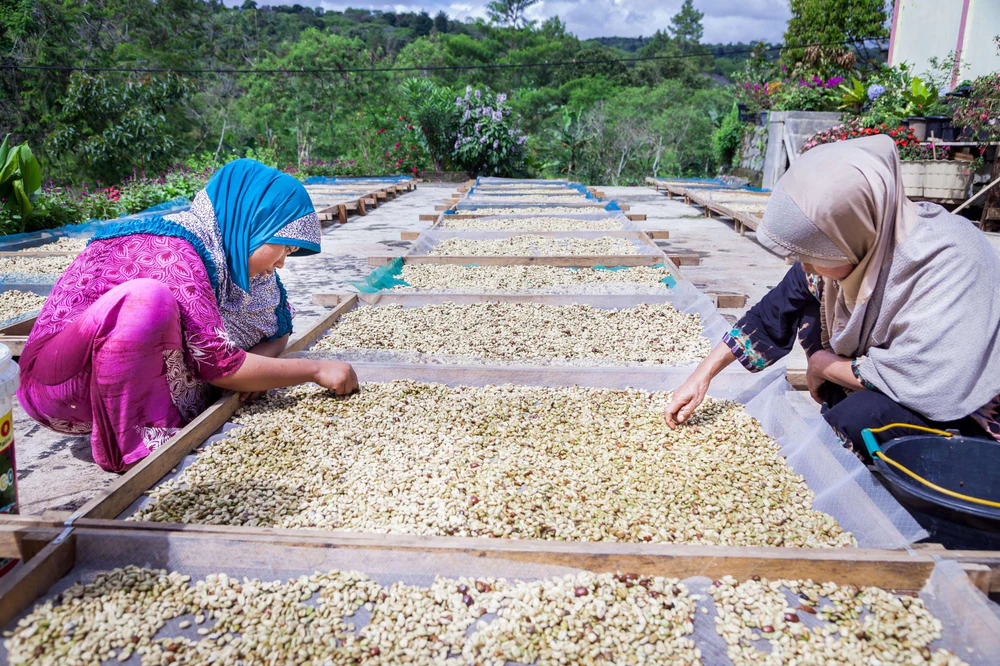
[253,1,793,43]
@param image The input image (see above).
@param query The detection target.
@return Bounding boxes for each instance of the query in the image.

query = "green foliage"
[0,135,42,230]
[838,77,867,113]
[902,77,941,116]
[550,81,731,185]
[398,78,458,170]
[2,0,754,226]
[45,73,189,183]
[711,104,744,169]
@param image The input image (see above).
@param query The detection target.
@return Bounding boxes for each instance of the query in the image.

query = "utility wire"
[5,38,885,76]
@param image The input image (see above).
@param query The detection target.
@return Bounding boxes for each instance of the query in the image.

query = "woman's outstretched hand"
[313,360,359,395]
[664,371,710,429]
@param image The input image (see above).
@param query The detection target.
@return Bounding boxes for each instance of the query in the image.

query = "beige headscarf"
[759,135,1000,420]
[761,135,919,352]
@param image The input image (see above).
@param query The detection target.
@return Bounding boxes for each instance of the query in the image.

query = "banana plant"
[0,135,42,225]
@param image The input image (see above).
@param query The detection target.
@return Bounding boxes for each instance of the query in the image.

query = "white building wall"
[889,0,1000,90]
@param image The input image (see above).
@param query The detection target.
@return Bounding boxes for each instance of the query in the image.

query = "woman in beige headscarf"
[665,135,1000,459]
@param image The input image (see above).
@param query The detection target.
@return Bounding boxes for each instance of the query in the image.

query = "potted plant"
[898,143,972,199]
[801,122,973,199]
[901,77,935,141]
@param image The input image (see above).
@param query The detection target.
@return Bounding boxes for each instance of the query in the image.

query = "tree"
[433,11,449,33]
[413,11,433,37]
[486,0,539,29]
[46,73,190,182]
[669,0,703,54]
[782,0,890,74]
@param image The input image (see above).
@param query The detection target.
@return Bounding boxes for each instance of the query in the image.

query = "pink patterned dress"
[17,234,247,472]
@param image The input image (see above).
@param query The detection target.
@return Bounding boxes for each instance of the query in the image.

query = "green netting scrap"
[352,256,409,293]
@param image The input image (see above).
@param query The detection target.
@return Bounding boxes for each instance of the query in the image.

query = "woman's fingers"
[664,392,693,429]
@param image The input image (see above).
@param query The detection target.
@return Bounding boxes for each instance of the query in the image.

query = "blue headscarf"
[91,159,322,348]
[204,159,320,292]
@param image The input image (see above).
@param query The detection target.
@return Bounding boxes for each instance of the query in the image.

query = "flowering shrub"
[770,75,845,112]
[801,120,926,159]
[451,87,527,177]
[952,47,1000,147]
[291,158,365,178]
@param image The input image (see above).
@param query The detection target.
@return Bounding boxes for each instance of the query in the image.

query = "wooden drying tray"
[2,521,999,629]
[685,190,766,237]
[310,182,416,224]
[435,202,631,212]
[401,231,670,240]
[38,291,783,532]
[420,212,647,222]
[400,216,668,240]
[357,260,743,308]
[373,232,697,269]
[454,187,606,199]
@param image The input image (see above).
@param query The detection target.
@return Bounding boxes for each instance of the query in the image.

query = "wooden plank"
[400,232,421,241]
[0,315,36,336]
[67,522,942,592]
[646,231,669,240]
[960,563,992,595]
[0,251,79,258]
[338,204,348,225]
[626,214,647,221]
[709,293,748,309]
[286,295,358,353]
[419,214,439,222]
[0,336,29,356]
[72,297,360,523]
[0,517,64,559]
[0,534,76,628]
[368,255,672,268]
[786,368,808,391]
[0,526,63,560]
[434,205,450,211]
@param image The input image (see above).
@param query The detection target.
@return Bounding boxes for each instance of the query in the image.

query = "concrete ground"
[12,183,813,517]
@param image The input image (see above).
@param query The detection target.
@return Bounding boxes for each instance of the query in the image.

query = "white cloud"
[242,0,790,43]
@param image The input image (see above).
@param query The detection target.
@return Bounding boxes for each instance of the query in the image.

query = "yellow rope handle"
[867,423,954,438]
[869,424,1000,509]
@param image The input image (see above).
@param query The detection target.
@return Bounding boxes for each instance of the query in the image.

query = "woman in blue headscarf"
[17,160,357,473]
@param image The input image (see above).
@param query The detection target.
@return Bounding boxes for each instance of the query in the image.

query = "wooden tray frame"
[358,257,745,308]
[389,230,699,268]
[2,522,998,631]
[309,181,416,225]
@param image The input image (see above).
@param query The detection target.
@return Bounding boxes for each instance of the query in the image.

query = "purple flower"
[463,110,471,121]
[456,96,463,106]
[508,129,515,136]
[493,140,499,149]
[474,89,482,99]
[479,137,487,143]
[496,93,507,104]
[474,123,480,133]
[492,111,503,121]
